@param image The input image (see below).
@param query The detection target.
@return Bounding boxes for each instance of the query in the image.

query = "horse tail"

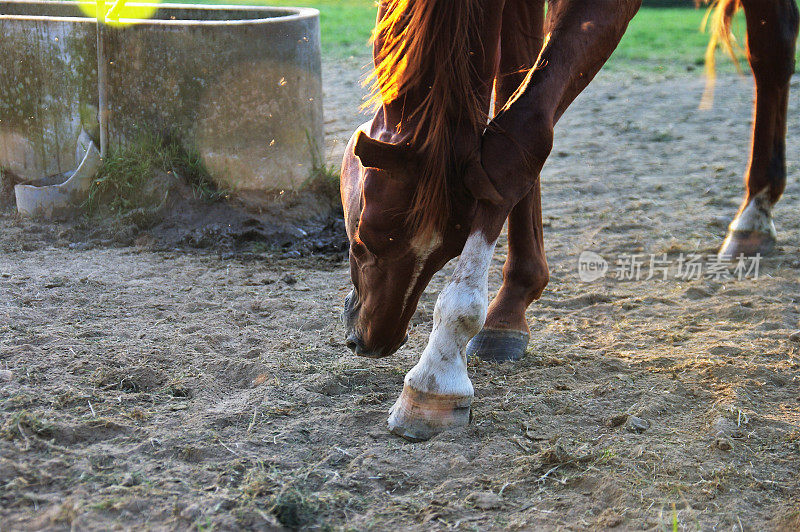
[700,0,743,109]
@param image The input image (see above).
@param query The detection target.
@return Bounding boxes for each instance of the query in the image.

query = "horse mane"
[699,0,742,109]
[365,0,487,237]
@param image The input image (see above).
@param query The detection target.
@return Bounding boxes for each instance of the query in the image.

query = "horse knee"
[746,1,799,83]
[525,261,550,301]
[503,258,549,302]
[521,109,555,162]
[434,282,487,340]
[528,264,550,300]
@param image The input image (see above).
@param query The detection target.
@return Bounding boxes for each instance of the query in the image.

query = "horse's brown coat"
[343,0,799,365]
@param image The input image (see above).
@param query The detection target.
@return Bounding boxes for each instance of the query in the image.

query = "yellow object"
[78,0,160,26]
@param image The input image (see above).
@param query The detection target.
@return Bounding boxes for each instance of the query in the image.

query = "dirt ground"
[1,62,800,531]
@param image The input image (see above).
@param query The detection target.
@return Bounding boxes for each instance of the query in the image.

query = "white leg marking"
[404,232,497,397]
[729,190,777,237]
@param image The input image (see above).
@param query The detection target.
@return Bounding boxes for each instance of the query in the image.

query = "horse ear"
[354,130,414,174]
[463,160,503,205]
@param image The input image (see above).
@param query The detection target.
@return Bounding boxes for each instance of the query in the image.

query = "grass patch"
[610,8,749,73]
[303,132,340,201]
[268,487,324,529]
[238,463,331,529]
[304,162,340,204]
[83,134,226,218]
[89,497,124,512]
[1,410,54,441]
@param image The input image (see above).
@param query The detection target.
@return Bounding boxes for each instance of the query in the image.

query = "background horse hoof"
[718,230,776,259]
[387,385,472,442]
[466,329,529,362]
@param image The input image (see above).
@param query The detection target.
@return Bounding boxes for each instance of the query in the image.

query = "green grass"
[612,8,749,72]
[83,133,225,217]
[184,1,766,71]
[192,0,376,59]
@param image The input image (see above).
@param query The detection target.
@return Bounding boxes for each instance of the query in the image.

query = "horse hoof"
[466,328,529,362]
[387,385,472,442]
[718,230,776,259]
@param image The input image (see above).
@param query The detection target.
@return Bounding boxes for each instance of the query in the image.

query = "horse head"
[340,117,507,358]
[340,125,455,357]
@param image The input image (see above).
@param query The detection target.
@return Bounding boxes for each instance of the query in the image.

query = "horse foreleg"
[388,226,499,441]
[719,0,799,258]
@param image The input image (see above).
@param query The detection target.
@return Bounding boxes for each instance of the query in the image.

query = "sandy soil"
[1,63,799,531]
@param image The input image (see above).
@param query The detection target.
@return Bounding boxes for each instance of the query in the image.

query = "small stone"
[709,215,732,229]
[290,226,308,238]
[134,233,154,248]
[466,491,502,510]
[607,413,628,427]
[0,370,12,382]
[244,348,261,359]
[713,437,733,451]
[121,473,138,487]
[711,416,740,438]
[449,455,469,470]
[596,508,624,528]
[625,416,650,434]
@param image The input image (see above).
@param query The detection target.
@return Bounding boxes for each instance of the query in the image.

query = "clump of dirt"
[0,168,24,208]
[0,166,348,259]
[83,169,347,257]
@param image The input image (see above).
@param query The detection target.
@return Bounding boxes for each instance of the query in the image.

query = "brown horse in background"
[340,0,799,441]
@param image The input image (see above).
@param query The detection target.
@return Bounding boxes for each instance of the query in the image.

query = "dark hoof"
[387,385,472,442]
[718,230,776,259]
[466,328,529,362]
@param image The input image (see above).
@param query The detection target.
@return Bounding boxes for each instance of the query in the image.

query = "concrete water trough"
[0,1,322,214]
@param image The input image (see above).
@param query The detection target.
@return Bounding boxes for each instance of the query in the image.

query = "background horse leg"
[719,0,800,258]
[467,184,549,362]
[468,0,547,363]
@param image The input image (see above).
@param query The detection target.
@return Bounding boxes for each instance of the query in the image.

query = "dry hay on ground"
[0,68,799,530]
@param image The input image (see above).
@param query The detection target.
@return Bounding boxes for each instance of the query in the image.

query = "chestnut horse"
[340,0,799,441]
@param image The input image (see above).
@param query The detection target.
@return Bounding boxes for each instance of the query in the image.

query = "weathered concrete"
[0,1,322,200]
[14,130,101,219]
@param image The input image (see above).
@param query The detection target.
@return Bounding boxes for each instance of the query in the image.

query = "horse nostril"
[345,335,359,352]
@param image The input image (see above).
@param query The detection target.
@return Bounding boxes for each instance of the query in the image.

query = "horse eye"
[357,224,391,254]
